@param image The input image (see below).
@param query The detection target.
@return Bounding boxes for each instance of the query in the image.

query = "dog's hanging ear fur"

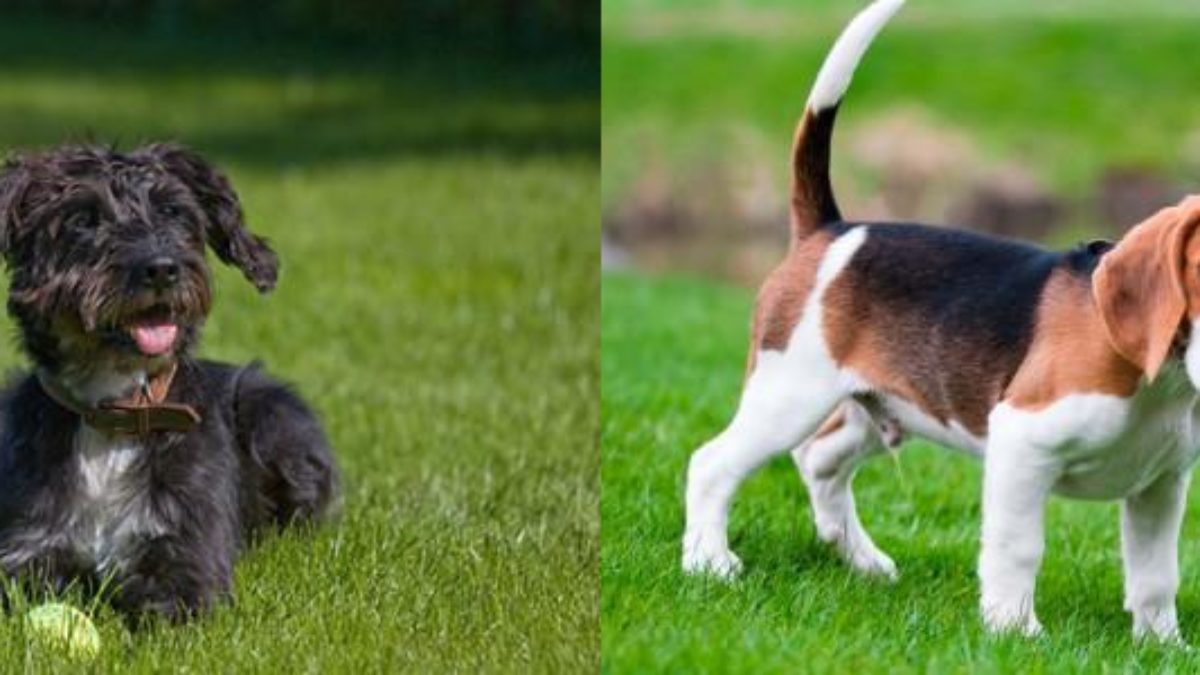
[1093,197,1200,381]
[148,144,278,292]
[0,158,31,257]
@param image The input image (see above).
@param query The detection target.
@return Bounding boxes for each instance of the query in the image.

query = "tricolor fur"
[683,0,1200,642]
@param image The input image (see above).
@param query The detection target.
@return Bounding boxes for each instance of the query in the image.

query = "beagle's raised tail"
[791,0,905,238]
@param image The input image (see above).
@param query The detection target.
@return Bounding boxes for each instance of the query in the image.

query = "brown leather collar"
[37,363,201,436]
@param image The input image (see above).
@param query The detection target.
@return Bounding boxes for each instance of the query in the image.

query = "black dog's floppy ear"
[148,143,279,292]
[0,157,32,256]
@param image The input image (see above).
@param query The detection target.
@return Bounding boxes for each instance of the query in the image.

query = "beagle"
[682,0,1200,641]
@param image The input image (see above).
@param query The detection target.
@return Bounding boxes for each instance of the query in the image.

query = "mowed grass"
[602,273,1200,672]
[603,1,1200,212]
[0,16,598,674]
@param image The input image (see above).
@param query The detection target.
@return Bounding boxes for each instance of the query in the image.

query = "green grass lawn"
[0,16,598,673]
[603,1,1200,216]
[602,273,1200,672]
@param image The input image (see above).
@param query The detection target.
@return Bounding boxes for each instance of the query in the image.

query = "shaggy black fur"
[0,144,339,623]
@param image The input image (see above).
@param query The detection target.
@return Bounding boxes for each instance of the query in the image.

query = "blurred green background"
[0,1,598,672]
[603,0,1200,283]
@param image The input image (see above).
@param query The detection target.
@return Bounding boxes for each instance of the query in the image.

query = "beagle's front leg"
[978,437,1058,636]
[1122,471,1189,643]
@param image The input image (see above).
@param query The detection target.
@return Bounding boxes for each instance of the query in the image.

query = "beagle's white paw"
[1131,604,1183,645]
[682,532,742,579]
[982,603,1043,638]
[847,545,898,581]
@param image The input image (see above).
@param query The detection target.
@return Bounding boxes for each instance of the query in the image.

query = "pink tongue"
[130,322,178,356]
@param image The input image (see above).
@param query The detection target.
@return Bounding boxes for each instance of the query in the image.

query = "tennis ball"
[25,603,101,659]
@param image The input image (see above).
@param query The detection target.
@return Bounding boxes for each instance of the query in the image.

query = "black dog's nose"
[139,257,180,291]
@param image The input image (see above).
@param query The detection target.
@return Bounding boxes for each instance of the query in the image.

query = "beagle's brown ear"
[1093,198,1200,381]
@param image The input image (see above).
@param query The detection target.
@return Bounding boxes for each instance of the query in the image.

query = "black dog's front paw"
[113,574,225,627]
[113,590,192,626]
[112,537,234,626]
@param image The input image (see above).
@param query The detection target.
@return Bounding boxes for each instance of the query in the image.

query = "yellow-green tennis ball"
[25,603,101,660]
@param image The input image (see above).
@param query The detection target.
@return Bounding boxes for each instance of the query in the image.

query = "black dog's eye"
[65,207,97,230]
[156,203,184,219]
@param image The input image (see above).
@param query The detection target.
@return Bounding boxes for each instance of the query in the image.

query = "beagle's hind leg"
[794,401,897,580]
[683,353,846,579]
[683,225,869,578]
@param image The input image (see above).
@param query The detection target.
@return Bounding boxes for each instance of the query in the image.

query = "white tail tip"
[807,0,906,111]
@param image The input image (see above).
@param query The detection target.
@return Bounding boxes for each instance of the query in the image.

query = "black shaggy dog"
[0,144,339,623]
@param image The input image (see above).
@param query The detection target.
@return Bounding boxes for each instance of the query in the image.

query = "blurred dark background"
[0,0,597,172]
[4,0,595,58]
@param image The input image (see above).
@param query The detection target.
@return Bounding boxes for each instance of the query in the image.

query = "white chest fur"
[990,365,1200,500]
[70,426,162,572]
